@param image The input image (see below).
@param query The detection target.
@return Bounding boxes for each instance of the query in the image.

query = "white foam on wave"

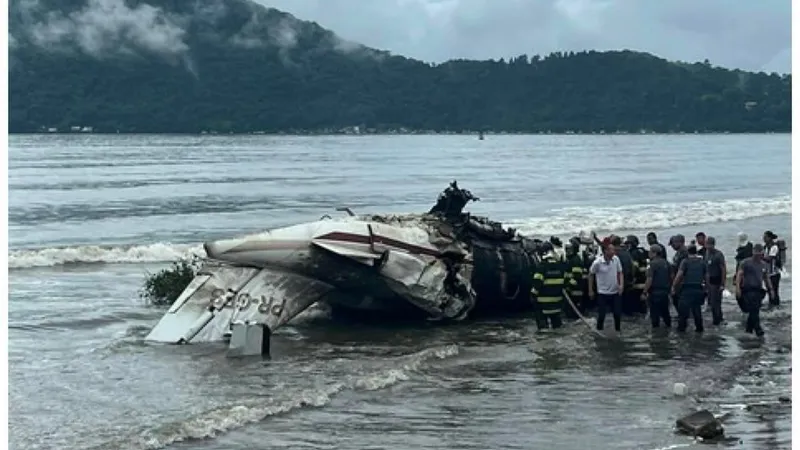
[9,195,790,269]
[508,195,791,236]
[105,344,459,450]
[8,242,205,269]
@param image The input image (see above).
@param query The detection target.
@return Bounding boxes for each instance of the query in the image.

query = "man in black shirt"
[733,232,753,312]
[642,244,672,328]
[646,232,668,259]
[695,232,707,258]
[669,234,688,312]
[704,236,726,325]
[671,245,707,333]
[612,236,636,316]
[735,244,775,337]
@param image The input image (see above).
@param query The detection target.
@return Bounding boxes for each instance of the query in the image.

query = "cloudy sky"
[259,0,791,73]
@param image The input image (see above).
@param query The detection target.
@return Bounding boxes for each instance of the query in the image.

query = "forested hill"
[9,0,792,134]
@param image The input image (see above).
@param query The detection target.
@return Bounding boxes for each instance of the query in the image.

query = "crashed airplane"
[145,181,541,353]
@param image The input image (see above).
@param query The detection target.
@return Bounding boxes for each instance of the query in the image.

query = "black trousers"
[677,289,704,332]
[537,312,563,330]
[707,284,724,325]
[743,288,765,335]
[649,291,671,328]
[621,288,643,316]
[769,274,781,306]
[596,293,622,332]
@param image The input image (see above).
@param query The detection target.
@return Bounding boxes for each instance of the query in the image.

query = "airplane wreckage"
[145,181,551,356]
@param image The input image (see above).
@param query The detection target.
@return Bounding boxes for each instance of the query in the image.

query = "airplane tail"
[144,261,333,344]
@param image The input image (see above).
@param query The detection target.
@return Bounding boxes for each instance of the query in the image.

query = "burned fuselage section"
[144,181,540,347]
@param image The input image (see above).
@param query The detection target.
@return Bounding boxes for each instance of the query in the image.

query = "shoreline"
[9,131,792,137]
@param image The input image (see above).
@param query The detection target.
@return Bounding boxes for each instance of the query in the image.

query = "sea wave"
[9,195,790,269]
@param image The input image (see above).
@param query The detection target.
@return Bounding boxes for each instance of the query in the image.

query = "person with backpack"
[763,231,783,307]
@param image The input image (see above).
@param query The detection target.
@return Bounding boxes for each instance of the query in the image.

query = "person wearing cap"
[704,236,726,325]
[589,242,624,333]
[671,245,707,333]
[642,244,672,328]
[646,232,667,260]
[735,244,775,337]
[762,231,781,307]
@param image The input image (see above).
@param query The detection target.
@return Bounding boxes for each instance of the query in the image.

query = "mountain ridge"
[9,0,792,134]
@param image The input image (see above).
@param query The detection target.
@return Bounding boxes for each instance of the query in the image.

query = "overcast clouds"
[258,0,791,73]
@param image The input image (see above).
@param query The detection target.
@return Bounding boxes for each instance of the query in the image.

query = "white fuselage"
[204,218,441,276]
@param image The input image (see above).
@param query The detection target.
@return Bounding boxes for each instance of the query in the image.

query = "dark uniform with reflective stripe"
[581,247,597,310]
[630,246,649,315]
[532,253,568,329]
[564,248,587,318]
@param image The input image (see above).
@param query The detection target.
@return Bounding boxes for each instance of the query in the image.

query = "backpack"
[776,239,787,270]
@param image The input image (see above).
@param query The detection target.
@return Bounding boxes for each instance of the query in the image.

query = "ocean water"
[8,134,792,450]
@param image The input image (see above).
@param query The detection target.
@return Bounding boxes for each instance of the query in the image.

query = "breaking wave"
[9,195,790,269]
[92,344,459,450]
[9,242,204,269]
[508,194,791,236]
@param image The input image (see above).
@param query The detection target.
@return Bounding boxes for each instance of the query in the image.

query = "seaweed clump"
[140,256,201,306]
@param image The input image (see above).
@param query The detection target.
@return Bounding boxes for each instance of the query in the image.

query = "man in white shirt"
[589,241,624,332]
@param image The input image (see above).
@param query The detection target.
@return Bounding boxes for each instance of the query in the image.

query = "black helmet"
[539,241,554,254]
[549,236,562,247]
[625,235,639,247]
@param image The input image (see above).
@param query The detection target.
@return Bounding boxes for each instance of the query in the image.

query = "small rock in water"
[673,382,689,396]
[778,395,791,403]
[675,409,725,440]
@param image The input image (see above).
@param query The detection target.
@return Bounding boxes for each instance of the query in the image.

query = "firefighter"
[626,235,650,316]
[531,241,568,329]
[564,239,587,317]
[581,242,598,311]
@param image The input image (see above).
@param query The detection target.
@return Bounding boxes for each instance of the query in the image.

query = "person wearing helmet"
[530,241,570,330]
[564,241,587,317]
[626,235,649,316]
[550,236,566,262]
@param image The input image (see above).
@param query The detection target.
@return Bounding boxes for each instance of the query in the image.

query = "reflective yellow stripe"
[542,308,562,314]
[543,278,564,285]
[571,267,583,274]
[533,273,544,280]
[570,290,583,296]
[538,296,562,303]
[633,283,646,289]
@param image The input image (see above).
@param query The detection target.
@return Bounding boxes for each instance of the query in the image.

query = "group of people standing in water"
[529,230,787,338]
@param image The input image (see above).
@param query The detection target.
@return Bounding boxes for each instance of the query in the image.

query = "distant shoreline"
[8,131,792,136]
